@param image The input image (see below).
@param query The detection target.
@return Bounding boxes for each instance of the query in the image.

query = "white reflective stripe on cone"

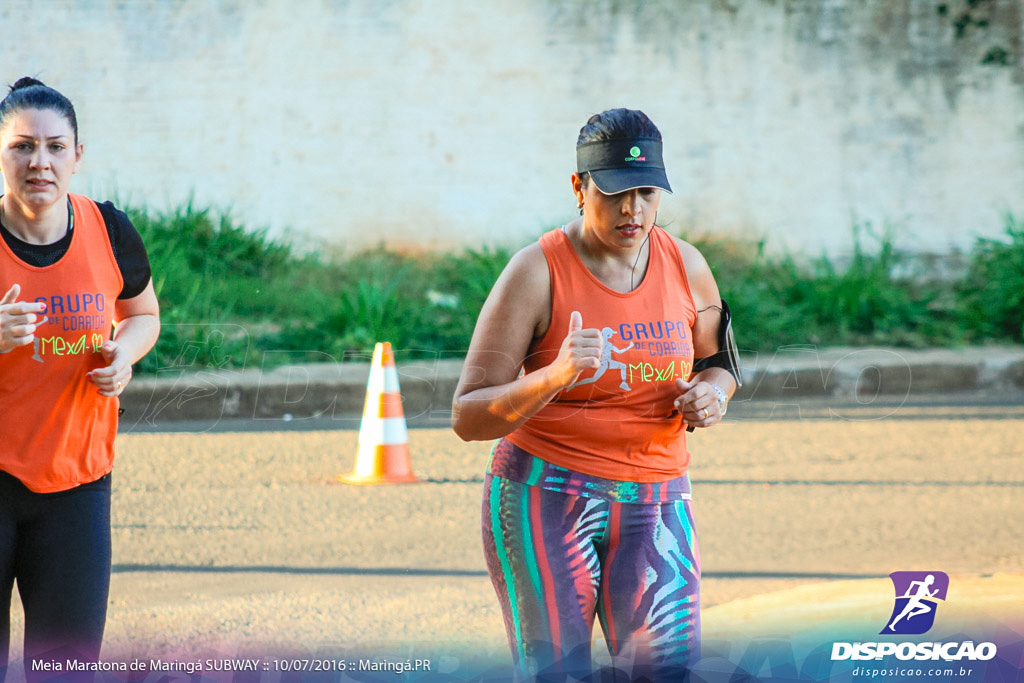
[382,367,401,394]
[364,366,402,397]
[356,416,409,446]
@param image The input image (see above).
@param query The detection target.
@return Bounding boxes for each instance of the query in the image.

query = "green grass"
[955,213,1024,342]
[690,221,968,350]
[127,203,1023,374]
[128,202,330,373]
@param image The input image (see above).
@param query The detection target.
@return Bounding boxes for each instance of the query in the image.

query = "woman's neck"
[0,195,69,245]
[568,219,651,292]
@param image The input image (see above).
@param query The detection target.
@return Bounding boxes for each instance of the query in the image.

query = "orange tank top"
[0,194,123,492]
[507,226,698,482]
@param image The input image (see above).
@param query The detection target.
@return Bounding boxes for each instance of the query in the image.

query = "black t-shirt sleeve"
[96,201,152,300]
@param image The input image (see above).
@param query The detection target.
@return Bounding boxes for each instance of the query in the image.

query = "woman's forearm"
[452,364,571,442]
[112,314,161,364]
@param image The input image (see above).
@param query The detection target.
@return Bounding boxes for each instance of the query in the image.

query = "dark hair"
[576,108,662,147]
[0,77,79,142]
[576,108,662,187]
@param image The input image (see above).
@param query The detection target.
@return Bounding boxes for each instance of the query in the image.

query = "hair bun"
[10,76,46,93]
[0,76,79,142]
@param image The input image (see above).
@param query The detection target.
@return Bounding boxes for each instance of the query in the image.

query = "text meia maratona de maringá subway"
[32,659,264,674]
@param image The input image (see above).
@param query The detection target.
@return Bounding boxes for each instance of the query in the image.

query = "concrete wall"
[1,0,1021,255]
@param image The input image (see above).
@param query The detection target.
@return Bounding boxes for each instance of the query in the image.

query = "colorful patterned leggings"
[482,473,700,681]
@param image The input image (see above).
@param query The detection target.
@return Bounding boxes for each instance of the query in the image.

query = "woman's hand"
[673,377,723,428]
[87,341,132,397]
[86,278,160,398]
[0,284,47,353]
[552,310,603,388]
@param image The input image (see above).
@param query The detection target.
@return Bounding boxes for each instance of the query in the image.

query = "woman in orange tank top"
[0,78,160,682]
[453,109,740,681]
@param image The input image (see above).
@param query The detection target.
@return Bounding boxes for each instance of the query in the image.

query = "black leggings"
[0,472,111,683]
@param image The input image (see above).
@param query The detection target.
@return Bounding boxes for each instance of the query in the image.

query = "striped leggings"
[482,474,700,681]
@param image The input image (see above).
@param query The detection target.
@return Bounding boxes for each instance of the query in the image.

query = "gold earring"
[576,199,584,210]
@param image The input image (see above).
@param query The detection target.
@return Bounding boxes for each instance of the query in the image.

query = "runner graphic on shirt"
[568,327,634,391]
[886,574,938,632]
[32,318,48,363]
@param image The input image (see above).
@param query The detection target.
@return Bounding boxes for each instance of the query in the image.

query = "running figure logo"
[567,327,634,392]
[881,571,949,635]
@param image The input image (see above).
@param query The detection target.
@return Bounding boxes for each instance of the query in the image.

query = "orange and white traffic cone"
[339,342,418,485]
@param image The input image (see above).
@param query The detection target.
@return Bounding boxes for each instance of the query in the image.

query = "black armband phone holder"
[691,298,743,387]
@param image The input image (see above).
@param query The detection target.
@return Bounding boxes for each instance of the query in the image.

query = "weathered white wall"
[1,0,1021,255]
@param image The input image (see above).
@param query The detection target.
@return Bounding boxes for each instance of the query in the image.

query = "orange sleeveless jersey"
[0,194,124,493]
[507,226,698,482]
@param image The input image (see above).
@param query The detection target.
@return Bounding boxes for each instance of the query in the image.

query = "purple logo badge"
[881,571,949,635]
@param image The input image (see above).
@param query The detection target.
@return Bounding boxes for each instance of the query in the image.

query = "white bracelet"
[710,383,729,417]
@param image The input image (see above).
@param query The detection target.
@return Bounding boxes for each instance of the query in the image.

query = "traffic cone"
[339,342,418,485]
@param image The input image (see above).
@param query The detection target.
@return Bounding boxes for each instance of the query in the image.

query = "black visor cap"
[576,137,672,194]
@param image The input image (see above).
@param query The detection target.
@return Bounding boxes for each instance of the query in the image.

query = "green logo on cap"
[625,146,646,162]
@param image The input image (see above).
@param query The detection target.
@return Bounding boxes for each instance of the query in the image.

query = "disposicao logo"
[830,571,998,663]
[882,570,948,635]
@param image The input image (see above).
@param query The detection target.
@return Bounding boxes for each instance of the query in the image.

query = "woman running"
[0,77,160,681]
[453,108,740,681]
